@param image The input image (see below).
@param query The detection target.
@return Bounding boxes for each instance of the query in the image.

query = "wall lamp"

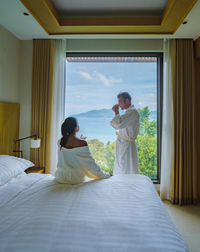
[13,135,40,158]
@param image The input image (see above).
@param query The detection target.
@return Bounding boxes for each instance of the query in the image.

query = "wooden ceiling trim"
[160,0,198,34]
[43,0,60,26]
[20,0,51,34]
[172,0,198,33]
[20,0,60,34]
[48,25,172,35]
[161,0,175,25]
[20,0,198,35]
[60,17,161,26]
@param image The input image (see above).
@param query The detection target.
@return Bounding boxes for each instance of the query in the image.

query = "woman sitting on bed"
[55,117,110,184]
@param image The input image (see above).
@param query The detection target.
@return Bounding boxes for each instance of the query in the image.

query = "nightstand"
[25,167,45,174]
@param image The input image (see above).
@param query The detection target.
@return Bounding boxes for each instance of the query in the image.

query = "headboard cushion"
[0,102,20,155]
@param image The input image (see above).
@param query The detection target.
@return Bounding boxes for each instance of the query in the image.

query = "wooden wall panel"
[0,102,20,155]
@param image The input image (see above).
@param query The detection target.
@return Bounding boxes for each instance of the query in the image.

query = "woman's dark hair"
[60,117,78,147]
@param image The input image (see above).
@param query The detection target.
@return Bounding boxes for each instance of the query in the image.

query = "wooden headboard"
[0,102,20,155]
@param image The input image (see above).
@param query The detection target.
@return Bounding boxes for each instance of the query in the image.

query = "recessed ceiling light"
[182,21,188,25]
[23,12,29,16]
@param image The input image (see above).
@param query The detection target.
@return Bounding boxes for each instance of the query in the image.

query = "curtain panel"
[30,39,55,172]
[160,39,173,201]
[194,41,200,201]
[170,39,198,205]
[48,40,66,174]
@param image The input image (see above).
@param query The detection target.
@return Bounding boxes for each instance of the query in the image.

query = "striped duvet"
[0,173,188,252]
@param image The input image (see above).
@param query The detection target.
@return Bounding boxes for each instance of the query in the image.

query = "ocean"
[67,109,157,144]
[76,117,116,144]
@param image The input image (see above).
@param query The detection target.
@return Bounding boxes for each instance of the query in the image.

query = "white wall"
[0,25,33,159]
[66,39,163,52]
[0,25,20,102]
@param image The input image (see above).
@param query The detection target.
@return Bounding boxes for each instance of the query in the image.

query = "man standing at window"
[110,92,140,175]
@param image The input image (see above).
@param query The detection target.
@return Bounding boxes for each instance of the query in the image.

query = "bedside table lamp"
[13,135,40,158]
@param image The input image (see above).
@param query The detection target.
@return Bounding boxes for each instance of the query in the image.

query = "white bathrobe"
[55,143,110,184]
[110,105,140,175]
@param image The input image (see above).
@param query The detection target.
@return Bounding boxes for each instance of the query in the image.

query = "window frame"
[66,52,163,183]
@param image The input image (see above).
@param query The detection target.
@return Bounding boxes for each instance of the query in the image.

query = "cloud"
[79,70,122,87]
[79,71,93,80]
[122,83,156,90]
[94,71,122,87]
[135,93,157,111]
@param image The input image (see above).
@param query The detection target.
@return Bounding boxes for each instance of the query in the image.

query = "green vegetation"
[88,107,157,178]
[88,139,115,174]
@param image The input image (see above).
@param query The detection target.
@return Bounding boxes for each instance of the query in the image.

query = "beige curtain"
[170,39,198,205]
[30,39,55,173]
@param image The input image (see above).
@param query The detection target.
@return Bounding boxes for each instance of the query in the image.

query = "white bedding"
[0,174,188,252]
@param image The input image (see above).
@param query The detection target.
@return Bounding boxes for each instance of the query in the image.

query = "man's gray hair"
[117,92,132,102]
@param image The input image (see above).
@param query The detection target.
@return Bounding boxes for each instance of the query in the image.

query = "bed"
[0,156,188,252]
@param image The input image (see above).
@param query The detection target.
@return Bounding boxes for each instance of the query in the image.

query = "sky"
[65,60,157,116]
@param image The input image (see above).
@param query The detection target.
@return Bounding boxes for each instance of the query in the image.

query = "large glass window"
[65,53,163,182]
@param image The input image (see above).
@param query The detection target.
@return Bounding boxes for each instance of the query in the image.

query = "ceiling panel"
[52,0,168,17]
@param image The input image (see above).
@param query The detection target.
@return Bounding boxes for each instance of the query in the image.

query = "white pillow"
[0,155,34,186]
